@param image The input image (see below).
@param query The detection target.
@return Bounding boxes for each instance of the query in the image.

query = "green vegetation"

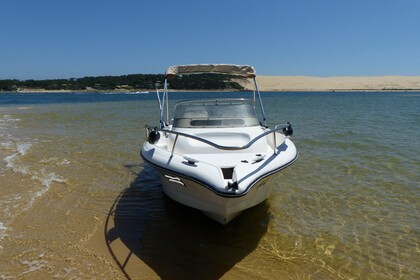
[169,74,244,90]
[0,73,244,92]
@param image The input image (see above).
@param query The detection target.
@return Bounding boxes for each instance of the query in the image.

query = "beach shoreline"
[2,75,420,93]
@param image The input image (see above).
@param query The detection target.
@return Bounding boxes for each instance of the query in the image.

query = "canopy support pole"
[165,79,169,125]
[160,79,168,128]
[254,77,267,126]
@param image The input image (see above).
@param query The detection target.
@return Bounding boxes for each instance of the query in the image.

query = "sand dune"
[237,76,420,91]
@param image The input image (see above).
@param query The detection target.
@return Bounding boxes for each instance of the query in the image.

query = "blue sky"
[1,0,419,79]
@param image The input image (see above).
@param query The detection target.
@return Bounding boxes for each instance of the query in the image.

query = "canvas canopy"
[165,64,256,78]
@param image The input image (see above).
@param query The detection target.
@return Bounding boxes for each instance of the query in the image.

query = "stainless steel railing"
[145,123,292,156]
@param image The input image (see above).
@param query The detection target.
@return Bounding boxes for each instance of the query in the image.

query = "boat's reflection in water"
[105,164,269,279]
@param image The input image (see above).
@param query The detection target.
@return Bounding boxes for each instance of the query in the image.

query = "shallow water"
[0,91,419,279]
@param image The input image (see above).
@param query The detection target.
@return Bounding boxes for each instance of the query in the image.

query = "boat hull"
[149,162,289,225]
[140,131,298,224]
[160,173,272,224]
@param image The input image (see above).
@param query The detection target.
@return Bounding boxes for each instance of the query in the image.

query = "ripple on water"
[0,92,418,279]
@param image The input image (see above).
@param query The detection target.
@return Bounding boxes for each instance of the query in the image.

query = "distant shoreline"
[2,89,420,94]
[2,75,420,93]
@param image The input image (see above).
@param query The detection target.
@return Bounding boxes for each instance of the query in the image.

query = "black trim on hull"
[140,151,299,198]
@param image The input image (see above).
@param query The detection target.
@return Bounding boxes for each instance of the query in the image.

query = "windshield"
[173,99,260,128]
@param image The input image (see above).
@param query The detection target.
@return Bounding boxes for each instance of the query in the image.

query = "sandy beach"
[238,75,420,92]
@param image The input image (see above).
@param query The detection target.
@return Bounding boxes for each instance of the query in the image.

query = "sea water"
[0,91,418,279]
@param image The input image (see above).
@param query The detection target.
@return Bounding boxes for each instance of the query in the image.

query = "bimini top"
[165,64,256,78]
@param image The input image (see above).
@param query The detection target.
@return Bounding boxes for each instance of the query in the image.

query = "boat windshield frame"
[172,99,260,128]
[157,64,267,128]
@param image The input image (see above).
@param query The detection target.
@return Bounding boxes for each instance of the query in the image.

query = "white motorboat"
[141,64,298,224]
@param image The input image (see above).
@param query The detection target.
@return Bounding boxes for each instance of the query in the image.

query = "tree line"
[0,73,244,91]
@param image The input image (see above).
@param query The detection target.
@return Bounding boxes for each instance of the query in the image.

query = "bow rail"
[145,123,292,156]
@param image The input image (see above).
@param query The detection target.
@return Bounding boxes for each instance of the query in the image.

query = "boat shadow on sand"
[105,163,270,280]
